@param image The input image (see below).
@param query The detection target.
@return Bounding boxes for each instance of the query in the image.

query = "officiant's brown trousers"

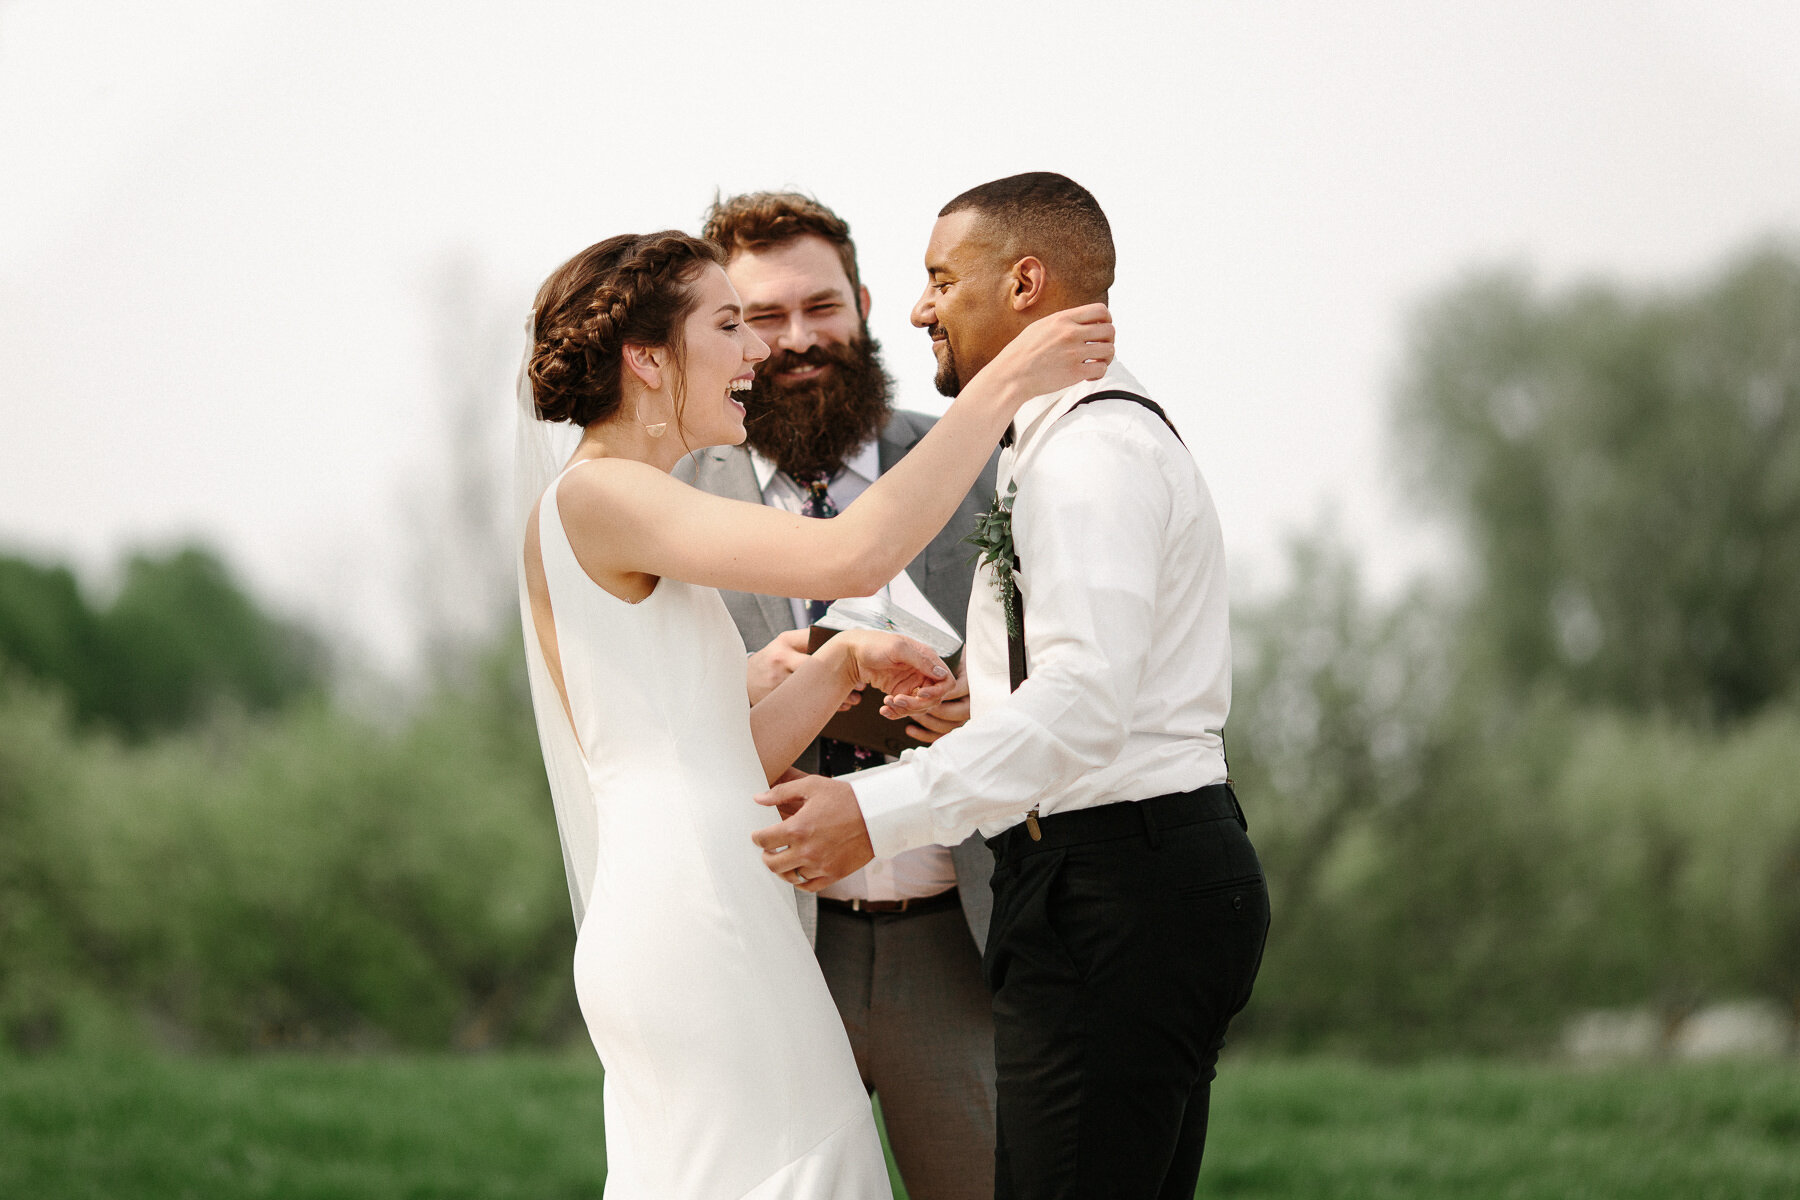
[983,784,1269,1200]
[816,895,998,1200]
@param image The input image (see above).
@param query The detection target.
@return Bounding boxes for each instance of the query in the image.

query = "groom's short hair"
[939,172,1114,303]
[702,191,863,296]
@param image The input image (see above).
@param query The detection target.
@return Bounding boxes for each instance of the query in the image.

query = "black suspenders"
[1003,390,1183,692]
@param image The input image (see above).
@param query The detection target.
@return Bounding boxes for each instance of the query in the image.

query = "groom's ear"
[623,342,664,390]
[1007,256,1049,313]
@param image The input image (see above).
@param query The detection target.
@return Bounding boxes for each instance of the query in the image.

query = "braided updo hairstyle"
[528,231,727,427]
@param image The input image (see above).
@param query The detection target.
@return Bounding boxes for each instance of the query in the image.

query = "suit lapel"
[878,413,942,614]
[879,412,994,640]
[875,414,920,473]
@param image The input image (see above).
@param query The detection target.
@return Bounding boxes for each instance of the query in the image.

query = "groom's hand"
[751,775,875,892]
[901,662,970,743]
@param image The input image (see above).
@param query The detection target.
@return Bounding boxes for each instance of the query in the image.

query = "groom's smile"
[912,208,1019,399]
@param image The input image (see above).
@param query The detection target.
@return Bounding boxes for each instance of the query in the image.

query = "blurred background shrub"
[1228,241,1800,1054]
[0,598,578,1054]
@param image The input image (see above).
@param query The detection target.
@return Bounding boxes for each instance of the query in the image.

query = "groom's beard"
[929,325,963,398]
[743,332,894,478]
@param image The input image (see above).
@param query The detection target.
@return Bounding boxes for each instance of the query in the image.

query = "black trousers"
[983,785,1269,1200]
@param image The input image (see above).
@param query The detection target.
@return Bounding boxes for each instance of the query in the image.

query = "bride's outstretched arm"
[746,631,952,784]
[555,305,1113,601]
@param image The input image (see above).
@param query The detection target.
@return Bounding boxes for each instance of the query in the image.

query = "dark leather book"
[805,591,963,756]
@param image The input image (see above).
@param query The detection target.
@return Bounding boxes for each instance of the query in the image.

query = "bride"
[515,230,1112,1198]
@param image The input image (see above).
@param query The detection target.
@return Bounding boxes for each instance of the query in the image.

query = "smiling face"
[670,263,769,447]
[728,235,870,385]
[910,209,1018,397]
[722,234,893,475]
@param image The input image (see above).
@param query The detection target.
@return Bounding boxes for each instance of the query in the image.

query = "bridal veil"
[513,316,597,927]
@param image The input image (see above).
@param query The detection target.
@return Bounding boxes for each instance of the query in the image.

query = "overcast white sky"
[3,0,1797,674]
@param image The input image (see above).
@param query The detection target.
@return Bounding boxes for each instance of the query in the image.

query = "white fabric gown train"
[536,471,892,1199]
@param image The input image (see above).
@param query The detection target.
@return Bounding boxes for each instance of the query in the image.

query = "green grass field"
[2,1054,1795,1198]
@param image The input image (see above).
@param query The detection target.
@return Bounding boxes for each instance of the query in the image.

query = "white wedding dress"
[534,470,892,1199]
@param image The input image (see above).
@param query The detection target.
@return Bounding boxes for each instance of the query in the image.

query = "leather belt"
[986,783,1244,860]
[816,887,961,917]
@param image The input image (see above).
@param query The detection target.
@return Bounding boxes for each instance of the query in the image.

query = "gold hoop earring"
[635,397,668,438]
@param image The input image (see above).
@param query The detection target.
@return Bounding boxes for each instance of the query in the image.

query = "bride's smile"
[674,264,769,449]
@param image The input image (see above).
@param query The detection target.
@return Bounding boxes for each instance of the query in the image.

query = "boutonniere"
[965,480,1022,634]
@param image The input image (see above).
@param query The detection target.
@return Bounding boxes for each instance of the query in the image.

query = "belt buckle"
[1025,806,1043,841]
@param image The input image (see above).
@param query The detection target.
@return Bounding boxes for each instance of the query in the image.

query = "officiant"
[677,191,999,1200]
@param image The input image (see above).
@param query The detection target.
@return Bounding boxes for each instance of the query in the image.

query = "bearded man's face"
[726,235,893,477]
[741,333,893,477]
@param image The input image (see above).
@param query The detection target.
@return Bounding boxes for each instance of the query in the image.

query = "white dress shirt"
[850,365,1231,856]
[749,440,959,902]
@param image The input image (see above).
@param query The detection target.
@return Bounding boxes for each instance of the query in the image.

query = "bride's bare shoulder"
[555,456,682,505]
[553,457,705,551]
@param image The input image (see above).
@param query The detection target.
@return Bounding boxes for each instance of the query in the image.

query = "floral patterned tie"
[790,468,880,776]
[792,469,837,624]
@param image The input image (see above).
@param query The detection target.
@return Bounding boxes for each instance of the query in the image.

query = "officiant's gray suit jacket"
[675,409,997,949]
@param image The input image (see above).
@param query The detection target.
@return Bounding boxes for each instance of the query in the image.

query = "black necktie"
[791,469,837,624]
[789,468,879,776]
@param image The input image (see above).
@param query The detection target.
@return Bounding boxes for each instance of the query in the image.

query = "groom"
[754,172,1270,1200]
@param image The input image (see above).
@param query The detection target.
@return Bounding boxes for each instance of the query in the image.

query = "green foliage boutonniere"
[965,480,1022,635]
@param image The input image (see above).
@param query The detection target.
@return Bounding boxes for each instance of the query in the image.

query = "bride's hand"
[969,303,1115,407]
[835,631,954,715]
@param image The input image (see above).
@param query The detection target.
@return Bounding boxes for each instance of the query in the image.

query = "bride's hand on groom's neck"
[970,302,1115,411]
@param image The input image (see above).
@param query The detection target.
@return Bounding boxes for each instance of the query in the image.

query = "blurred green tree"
[0,559,111,725]
[1228,530,1579,1053]
[99,547,323,735]
[1393,242,1800,723]
[0,546,323,738]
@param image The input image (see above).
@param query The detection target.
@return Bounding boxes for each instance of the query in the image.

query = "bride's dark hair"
[529,231,726,426]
